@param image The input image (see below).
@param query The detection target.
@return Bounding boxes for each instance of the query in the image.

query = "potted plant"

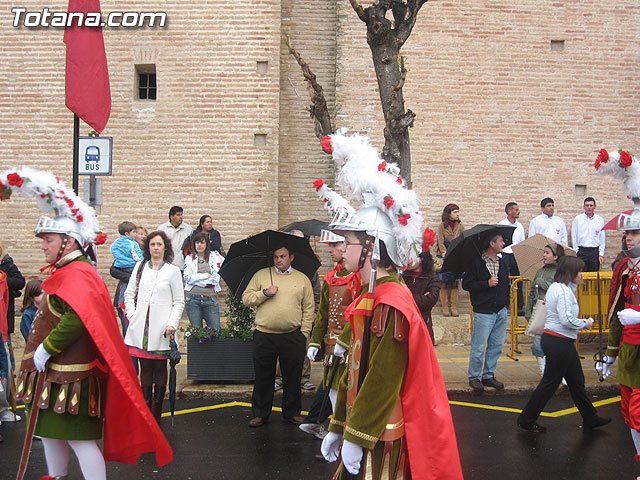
[184,292,256,381]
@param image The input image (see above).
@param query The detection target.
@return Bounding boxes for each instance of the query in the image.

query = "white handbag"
[525,299,547,337]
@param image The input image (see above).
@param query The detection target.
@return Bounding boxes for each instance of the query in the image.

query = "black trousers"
[252,328,306,420]
[518,333,597,426]
[577,246,600,272]
[303,380,333,424]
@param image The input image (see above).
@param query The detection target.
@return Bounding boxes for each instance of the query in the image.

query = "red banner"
[64,0,111,133]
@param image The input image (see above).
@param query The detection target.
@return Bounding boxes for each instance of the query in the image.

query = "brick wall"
[0,0,638,293]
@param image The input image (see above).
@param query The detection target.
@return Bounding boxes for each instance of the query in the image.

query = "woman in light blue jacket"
[517,256,610,433]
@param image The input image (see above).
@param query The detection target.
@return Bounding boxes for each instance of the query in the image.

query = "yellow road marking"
[450,396,621,418]
[15,394,620,420]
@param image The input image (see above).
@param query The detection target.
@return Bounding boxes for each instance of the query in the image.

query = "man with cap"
[317,132,462,479]
[1,168,172,480]
[299,230,361,440]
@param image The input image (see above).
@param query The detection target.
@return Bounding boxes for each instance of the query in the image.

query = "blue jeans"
[532,336,544,357]
[185,294,220,330]
[468,307,508,380]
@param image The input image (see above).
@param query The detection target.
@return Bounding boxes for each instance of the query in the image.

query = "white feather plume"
[323,131,424,267]
[595,148,640,199]
[0,166,101,245]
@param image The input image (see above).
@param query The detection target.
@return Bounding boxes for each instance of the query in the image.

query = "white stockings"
[41,437,106,480]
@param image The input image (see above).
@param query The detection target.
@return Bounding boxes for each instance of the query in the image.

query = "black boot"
[142,385,153,413]
[152,385,166,424]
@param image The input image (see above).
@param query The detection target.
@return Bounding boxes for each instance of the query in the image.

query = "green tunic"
[309,266,351,389]
[28,256,104,440]
[328,273,408,478]
[606,273,640,389]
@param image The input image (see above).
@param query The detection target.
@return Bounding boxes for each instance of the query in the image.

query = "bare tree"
[285,1,428,184]
[350,0,429,184]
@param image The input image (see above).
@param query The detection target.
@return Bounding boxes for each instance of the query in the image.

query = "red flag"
[64,0,111,133]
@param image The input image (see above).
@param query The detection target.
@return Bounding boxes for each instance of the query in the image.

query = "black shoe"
[517,421,547,433]
[482,377,504,390]
[469,378,484,393]
[583,416,611,430]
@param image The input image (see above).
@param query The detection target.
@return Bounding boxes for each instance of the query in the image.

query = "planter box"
[187,337,254,382]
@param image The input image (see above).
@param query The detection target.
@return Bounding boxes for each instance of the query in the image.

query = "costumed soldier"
[1,168,172,480]
[301,229,361,439]
[594,149,640,473]
[318,133,463,479]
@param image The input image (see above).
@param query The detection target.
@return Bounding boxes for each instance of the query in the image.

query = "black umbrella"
[441,224,516,273]
[167,335,181,426]
[219,230,321,298]
[279,219,329,237]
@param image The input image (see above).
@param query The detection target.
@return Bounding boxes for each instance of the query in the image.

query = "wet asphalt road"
[2,392,638,479]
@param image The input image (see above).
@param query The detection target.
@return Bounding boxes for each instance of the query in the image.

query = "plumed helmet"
[329,206,401,267]
[319,229,345,244]
[34,215,85,245]
[617,201,640,231]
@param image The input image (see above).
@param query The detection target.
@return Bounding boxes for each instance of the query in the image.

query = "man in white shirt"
[528,197,568,245]
[571,197,605,271]
[157,206,193,269]
[498,202,526,313]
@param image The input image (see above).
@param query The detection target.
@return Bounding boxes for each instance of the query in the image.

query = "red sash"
[622,325,640,345]
[345,281,463,480]
[42,261,173,466]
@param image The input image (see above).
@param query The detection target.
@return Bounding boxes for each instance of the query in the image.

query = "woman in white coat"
[124,230,184,423]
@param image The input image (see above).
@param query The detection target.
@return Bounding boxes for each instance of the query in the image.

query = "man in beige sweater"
[242,244,315,427]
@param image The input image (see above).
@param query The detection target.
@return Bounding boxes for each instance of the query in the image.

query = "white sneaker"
[0,410,21,422]
[299,422,327,439]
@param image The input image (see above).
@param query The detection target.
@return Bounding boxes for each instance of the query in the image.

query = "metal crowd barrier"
[504,272,613,360]
[506,276,530,361]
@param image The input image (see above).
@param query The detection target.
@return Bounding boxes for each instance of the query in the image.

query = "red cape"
[0,271,8,340]
[345,281,463,480]
[42,260,173,466]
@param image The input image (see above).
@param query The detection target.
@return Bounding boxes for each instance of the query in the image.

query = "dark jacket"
[403,271,441,325]
[462,254,510,314]
[182,228,224,256]
[0,254,25,334]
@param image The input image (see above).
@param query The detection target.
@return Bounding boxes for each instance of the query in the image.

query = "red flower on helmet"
[313,179,325,192]
[398,214,411,226]
[594,149,609,170]
[378,161,387,172]
[321,136,333,153]
[422,228,436,250]
[383,196,394,210]
[94,233,108,245]
[396,176,403,185]
[7,173,23,187]
[620,150,633,168]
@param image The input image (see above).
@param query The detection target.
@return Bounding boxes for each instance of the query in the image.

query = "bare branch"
[349,0,367,23]
[396,0,429,47]
[283,32,333,139]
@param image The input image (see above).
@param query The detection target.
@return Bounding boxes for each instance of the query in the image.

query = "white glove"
[618,308,640,326]
[307,346,319,362]
[33,343,51,373]
[333,343,347,358]
[595,355,615,380]
[321,431,342,463]
[341,439,364,475]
